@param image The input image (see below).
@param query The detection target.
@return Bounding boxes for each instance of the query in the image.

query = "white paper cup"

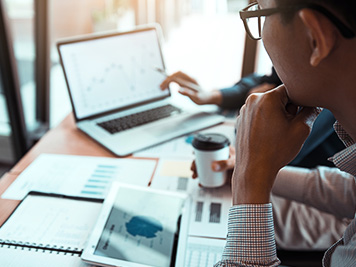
[192,134,230,188]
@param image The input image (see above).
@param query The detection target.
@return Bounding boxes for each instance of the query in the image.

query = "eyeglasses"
[239,2,355,40]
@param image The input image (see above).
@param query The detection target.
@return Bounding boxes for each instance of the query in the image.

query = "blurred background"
[0,0,272,171]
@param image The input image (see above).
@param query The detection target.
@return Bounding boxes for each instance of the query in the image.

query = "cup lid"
[192,133,230,151]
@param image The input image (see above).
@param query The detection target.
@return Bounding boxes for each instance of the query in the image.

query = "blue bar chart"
[81,164,118,197]
[2,154,157,200]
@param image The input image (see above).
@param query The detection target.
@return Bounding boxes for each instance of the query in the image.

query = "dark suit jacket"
[289,109,345,168]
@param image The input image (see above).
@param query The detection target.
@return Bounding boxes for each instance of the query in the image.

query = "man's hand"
[247,82,276,96]
[191,146,236,179]
[232,85,319,204]
[159,71,222,105]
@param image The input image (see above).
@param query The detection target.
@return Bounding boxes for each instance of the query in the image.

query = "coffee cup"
[192,133,230,188]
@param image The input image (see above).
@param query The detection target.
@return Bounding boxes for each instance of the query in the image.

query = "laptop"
[57,25,224,156]
[81,182,191,267]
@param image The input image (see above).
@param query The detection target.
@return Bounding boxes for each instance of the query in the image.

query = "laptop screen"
[58,28,169,120]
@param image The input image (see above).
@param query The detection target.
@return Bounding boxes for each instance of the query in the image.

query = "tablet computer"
[81,183,191,267]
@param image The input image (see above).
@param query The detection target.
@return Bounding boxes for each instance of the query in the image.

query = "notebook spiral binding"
[0,239,82,255]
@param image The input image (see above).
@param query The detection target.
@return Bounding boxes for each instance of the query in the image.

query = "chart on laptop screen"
[59,29,169,119]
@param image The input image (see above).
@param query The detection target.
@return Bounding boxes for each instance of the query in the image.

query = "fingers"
[271,85,320,132]
[178,87,197,98]
[191,149,235,179]
[211,146,236,172]
[192,146,235,180]
[160,77,170,90]
[285,102,299,116]
[270,85,320,124]
[295,106,321,128]
[211,158,235,172]
[290,106,321,140]
[191,160,198,179]
[247,83,276,96]
[159,71,197,90]
[268,84,290,106]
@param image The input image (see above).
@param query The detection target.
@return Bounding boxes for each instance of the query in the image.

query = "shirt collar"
[330,122,356,176]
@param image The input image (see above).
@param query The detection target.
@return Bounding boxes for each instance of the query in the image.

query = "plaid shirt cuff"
[219,204,280,266]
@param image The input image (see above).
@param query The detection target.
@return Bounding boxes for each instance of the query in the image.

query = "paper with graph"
[2,154,156,200]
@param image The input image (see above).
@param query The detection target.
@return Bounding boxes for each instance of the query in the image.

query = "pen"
[154,67,202,93]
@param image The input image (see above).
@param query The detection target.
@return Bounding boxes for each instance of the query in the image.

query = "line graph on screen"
[70,44,163,113]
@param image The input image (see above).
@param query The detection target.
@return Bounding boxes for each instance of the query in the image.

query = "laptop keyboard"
[97,104,182,134]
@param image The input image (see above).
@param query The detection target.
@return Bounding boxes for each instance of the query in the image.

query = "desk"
[0,112,235,222]
[0,113,232,266]
[0,113,161,226]
[10,114,120,176]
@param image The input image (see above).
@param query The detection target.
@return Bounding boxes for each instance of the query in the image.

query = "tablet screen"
[93,186,184,267]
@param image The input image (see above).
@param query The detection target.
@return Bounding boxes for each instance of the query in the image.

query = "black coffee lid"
[192,133,230,151]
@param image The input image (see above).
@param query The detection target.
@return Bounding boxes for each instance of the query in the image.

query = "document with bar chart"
[2,154,156,200]
[188,183,232,239]
[150,158,232,239]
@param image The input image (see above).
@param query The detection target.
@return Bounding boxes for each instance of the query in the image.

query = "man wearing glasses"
[215,0,356,266]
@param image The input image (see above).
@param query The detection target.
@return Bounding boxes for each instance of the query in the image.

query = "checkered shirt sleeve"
[214,204,280,267]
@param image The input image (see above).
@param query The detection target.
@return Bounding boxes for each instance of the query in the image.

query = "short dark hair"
[275,0,356,33]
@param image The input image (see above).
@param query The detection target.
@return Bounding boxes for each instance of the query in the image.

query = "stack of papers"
[2,154,157,200]
[1,122,235,266]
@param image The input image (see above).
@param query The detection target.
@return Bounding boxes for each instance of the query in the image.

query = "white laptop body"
[57,26,224,156]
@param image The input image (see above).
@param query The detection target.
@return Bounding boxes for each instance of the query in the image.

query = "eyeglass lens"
[246,3,266,39]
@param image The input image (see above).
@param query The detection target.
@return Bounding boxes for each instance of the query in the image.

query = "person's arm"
[216,85,319,266]
[220,74,273,109]
[272,166,356,219]
[160,68,281,109]
[220,67,282,110]
[159,71,223,105]
[214,204,280,267]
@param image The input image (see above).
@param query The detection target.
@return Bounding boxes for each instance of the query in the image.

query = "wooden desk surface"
[0,173,21,226]
[0,113,232,226]
[10,113,119,176]
[0,113,152,226]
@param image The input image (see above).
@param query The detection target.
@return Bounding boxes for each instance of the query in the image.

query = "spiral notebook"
[0,246,93,267]
[0,191,102,265]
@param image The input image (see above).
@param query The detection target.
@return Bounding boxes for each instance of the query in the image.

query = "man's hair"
[275,0,356,34]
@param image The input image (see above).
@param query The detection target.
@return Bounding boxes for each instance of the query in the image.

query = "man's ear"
[298,9,337,67]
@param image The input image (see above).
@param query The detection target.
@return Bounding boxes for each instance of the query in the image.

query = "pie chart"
[125,216,163,238]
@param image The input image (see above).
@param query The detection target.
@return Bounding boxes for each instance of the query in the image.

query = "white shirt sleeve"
[272,166,356,219]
